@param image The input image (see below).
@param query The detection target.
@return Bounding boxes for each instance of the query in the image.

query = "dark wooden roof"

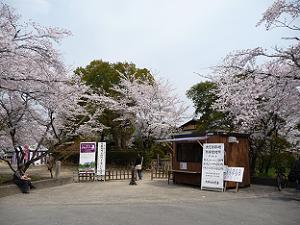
[173,130,249,139]
[179,119,197,128]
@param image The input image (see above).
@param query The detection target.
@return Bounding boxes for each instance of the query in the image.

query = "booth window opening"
[176,143,203,162]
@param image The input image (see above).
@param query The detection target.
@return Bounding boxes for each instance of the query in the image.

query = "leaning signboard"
[79,142,96,172]
[224,167,244,183]
[201,143,224,191]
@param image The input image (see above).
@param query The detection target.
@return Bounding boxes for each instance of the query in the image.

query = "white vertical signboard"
[97,142,106,177]
[201,143,224,191]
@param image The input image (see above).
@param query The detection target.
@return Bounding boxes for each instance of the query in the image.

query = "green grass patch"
[256,168,276,178]
[255,167,291,178]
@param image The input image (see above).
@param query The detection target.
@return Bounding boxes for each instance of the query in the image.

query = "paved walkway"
[1,164,300,225]
[0,175,299,225]
[0,175,299,204]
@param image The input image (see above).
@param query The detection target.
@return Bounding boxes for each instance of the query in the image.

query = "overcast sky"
[5,0,294,118]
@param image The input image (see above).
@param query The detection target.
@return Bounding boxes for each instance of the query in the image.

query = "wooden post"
[55,160,61,179]
[235,182,239,192]
[168,153,172,171]
[224,181,227,192]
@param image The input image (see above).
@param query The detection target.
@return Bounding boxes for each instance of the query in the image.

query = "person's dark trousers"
[14,179,30,193]
[28,181,35,189]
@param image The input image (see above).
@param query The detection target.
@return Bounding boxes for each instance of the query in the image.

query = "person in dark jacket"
[13,164,35,193]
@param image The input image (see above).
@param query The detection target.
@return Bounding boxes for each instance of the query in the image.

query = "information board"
[224,167,244,183]
[201,143,224,191]
[97,142,106,176]
[79,142,96,172]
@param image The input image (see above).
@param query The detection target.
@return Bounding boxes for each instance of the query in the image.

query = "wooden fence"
[105,169,132,181]
[74,171,95,182]
[151,169,169,180]
[74,169,133,182]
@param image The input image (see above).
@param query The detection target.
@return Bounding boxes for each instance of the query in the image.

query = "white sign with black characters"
[97,142,106,176]
[180,162,187,170]
[224,167,244,183]
[201,143,224,191]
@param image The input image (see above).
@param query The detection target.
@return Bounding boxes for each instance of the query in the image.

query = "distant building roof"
[2,145,48,153]
[179,119,198,131]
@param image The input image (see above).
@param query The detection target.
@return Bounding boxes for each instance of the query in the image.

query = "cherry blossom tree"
[0,3,101,172]
[0,69,93,172]
[107,73,188,149]
[0,3,70,93]
[212,0,300,173]
[76,60,154,150]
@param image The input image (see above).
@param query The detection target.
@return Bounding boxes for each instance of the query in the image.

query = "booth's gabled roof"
[156,136,208,143]
[174,130,249,139]
[157,130,249,143]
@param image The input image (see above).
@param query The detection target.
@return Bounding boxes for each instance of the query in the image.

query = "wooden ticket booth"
[163,132,250,188]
